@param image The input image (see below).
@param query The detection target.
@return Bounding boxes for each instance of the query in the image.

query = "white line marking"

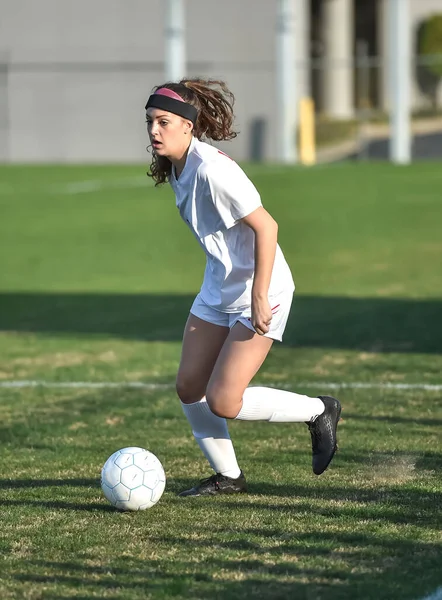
[0,381,441,391]
[53,176,153,195]
[0,381,171,390]
[0,177,153,197]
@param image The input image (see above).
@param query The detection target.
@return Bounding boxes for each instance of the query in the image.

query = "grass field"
[0,162,441,600]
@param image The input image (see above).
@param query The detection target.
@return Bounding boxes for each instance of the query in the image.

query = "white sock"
[181,398,242,479]
[235,386,325,422]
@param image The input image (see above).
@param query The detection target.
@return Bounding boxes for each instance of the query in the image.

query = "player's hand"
[251,296,272,336]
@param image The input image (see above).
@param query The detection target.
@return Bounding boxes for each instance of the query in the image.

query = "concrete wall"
[1,0,169,163]
[2,0,440,163]
[0,0,312,163]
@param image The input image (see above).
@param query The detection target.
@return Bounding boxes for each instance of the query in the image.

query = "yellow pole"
[299,97,316,166]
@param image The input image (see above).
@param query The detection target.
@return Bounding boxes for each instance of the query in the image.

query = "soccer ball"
[101,447,166,511]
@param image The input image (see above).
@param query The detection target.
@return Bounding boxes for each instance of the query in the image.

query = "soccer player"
[145,79,341,496]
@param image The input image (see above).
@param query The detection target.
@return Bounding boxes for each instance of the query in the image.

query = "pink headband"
[145,87,198,123]
[155,88,185,102]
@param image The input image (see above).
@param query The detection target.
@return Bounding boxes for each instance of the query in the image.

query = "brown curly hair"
[146,78,238,186]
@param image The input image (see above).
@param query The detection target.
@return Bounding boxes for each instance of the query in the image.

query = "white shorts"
[190,290,294,342]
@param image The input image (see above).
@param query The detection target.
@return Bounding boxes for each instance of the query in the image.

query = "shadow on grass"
[0,478,108,512]
[139,530,442,563]
[1,292,442,352]
[9,535,442,600]
[1,470,440,527]
[1,498,114,512]
[11,571,311,600]
[0,387,186,453]
[167,478,441,527]
[0,478,98,489]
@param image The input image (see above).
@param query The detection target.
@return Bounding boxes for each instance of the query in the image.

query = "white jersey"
[169,137,295,312]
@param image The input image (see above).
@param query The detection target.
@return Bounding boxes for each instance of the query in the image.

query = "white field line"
[53,176,153,195]
[0,380,441,391]
[0,176,153,197]
[1,164,343,197]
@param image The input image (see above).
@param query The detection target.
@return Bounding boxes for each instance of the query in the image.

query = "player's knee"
[175,373,206,405]
[206,385,239,419]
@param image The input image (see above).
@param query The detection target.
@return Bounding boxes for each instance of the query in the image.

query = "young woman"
[145,78,341,496]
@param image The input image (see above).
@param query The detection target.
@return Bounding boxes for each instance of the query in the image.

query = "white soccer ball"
[101,447,166,511]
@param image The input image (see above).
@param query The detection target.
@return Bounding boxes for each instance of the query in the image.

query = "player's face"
[146,108,192,159]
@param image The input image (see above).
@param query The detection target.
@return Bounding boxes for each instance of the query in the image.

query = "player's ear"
[184,119,193,135]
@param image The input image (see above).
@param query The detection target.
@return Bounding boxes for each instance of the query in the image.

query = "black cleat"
[178,471,247,497]
[307,395,341,475]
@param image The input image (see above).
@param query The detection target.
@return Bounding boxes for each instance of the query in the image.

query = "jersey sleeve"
[204,158,262,229]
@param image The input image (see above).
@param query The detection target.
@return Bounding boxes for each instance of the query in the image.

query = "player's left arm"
[241,207,278,335]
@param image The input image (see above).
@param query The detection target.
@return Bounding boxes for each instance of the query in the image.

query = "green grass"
[0,163,441,599]
[315,117,359,147]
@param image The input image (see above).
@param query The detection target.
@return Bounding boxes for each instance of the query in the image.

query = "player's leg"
[176,304,246,496]
[206,321,340,476]
[207,322,327,420]
[176,313,229,405]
